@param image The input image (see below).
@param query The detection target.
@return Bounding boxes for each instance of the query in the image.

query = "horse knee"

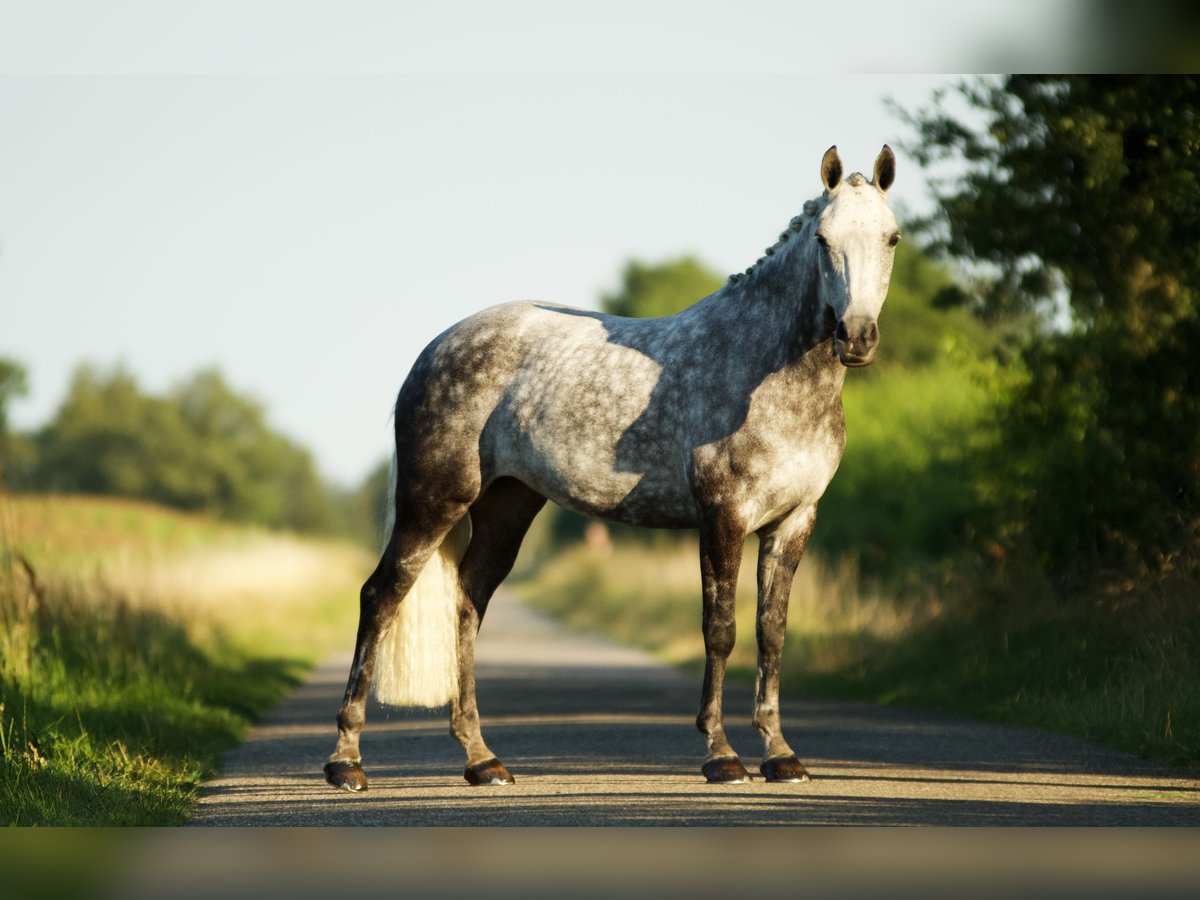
[359,574,394,617]
[704,619,736,659]
[756,624,785,659]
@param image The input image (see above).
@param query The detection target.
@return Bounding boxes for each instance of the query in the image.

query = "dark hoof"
[760,755,811,783]
[701,756,752,784]
[464,757,515,785]
[324,759,369,792]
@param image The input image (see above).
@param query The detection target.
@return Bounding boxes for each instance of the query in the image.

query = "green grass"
[1,493,367,826]
[514,537,1200,770]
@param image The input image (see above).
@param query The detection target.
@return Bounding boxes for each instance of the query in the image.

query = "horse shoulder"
[690,351,848,530]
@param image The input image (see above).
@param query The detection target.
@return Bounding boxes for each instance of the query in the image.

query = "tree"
[902,76,1200,576]
[0,357,27,435]
[0,357,34,487]
[600,256,724,318]
[31,364,338,533]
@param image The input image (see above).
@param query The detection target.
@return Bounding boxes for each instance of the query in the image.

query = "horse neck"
[698,207,841,379]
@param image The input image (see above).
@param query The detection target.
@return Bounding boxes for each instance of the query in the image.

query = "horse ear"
[873,144,896,193]
[820,145,842,192]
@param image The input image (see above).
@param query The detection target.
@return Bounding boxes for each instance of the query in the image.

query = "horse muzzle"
[834,318,879,367]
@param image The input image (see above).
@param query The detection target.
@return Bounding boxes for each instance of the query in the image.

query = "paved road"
[191,596,1200,826]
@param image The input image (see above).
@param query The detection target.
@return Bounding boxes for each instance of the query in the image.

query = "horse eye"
[815,233,829,248]
[888,232,902,247]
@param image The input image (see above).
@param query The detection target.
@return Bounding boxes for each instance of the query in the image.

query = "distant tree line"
[0,361,384,543]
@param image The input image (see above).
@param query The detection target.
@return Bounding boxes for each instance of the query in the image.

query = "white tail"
[372,454,473,708]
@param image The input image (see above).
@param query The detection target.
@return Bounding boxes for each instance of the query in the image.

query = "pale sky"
[0,3,1073,485]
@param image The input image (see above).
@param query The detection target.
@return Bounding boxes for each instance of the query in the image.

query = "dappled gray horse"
[325,146,900,790]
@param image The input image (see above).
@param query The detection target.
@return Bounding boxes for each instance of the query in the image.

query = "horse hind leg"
[324,505,469,792]
[450,478,546,785]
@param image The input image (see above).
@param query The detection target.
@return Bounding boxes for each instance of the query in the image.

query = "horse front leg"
[753,504,817,783]
[697,508,751,783]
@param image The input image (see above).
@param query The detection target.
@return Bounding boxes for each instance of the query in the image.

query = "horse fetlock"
[449,713,490,760]
[752,708,781,737]
[696,709,725,738]
[336,705,366,735]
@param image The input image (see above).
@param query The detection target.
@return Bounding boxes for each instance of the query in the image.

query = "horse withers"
[325,145,900,790]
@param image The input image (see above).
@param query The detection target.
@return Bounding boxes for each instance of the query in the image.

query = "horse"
[325,145,900,790]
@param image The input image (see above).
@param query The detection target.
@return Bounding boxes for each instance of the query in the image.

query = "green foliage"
[600,256,724,318]
[814,352,994,573]
[27,364,338,533]
[902,76,1200,577]
[906,77,1200,325]
[0,584,306,825]
[0,357,34,488]
[0,357,27,436]
[332,457,392,549]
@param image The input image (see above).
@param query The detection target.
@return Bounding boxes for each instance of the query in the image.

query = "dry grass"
[2,493,366,655]
[513,535,933,680]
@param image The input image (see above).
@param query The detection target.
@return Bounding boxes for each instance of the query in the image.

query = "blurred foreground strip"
[86,828,1200,900]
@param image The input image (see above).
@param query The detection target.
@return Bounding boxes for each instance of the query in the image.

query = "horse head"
[815,145,900,367]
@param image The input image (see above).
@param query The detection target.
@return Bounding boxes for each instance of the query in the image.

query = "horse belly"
[484,322,698,527]
[495,409,698,528]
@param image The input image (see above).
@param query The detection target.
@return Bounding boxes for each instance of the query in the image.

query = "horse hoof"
[324,759,369,792]
[464,757,515,785]
[760,755,811,783]
[701,756,752,784]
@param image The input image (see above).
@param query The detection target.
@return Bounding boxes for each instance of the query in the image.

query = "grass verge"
[513,537,1200,770]
[1,494,367,826]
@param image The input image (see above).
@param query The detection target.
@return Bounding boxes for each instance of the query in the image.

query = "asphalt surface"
[190,596,1200,826]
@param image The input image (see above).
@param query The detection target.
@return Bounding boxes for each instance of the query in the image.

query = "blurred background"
[2,0,1199,841]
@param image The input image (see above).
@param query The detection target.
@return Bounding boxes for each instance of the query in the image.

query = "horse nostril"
[864,321,879,344]
[835,320,850,342]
